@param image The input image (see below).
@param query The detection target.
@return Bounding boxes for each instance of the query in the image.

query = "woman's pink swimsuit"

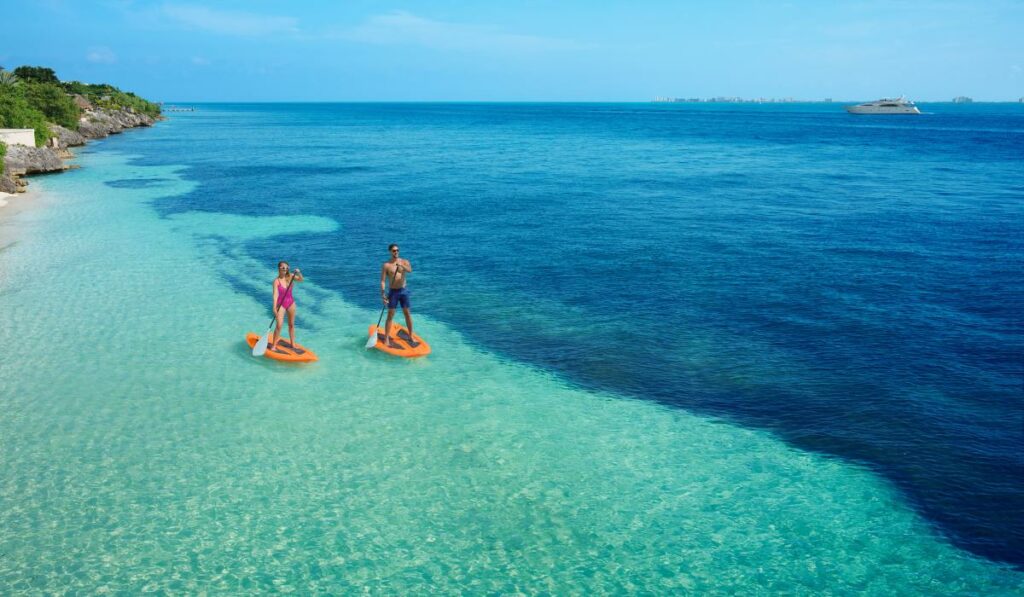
[277,281,294,310]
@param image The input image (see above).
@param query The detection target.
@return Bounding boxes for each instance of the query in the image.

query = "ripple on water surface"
[0,154,1021,593]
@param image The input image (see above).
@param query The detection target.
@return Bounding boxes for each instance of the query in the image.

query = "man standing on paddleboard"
[380,244,417,347]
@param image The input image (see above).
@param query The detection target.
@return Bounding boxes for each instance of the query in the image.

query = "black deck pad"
[397,330,420,347]
[278,340,305,354]
[377,332,407,350]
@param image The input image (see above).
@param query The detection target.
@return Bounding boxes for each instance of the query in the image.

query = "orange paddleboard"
[246,333,319,362]
[368,324,431,358]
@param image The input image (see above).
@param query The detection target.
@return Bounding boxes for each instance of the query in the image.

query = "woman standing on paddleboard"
[271,261,303,351]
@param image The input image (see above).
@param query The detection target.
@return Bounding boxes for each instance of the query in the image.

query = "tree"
[0,69,18,89]
[0,87,52,146]
[23,82,80,129]
[13,66,59,85]
[62,80,161,118]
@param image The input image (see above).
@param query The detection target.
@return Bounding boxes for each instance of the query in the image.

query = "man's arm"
[401,259,412,273]
[380,264,389,302]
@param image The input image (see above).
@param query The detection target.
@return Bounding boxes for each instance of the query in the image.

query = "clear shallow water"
[0,105,1020,592]
[148,102,1022,565]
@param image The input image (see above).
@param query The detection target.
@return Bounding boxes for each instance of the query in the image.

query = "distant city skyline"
[2,1,1022,102]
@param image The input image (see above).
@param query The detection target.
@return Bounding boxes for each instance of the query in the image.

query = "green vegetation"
[12,66,59,85]
[23,82,80,129]
[0,141,6,176]
[0,88,51,146]
[62,81,161,118]
[0,70,17,89]
[0,65,160,147]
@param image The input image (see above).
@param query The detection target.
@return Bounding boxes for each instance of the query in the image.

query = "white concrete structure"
[0,129,36,147]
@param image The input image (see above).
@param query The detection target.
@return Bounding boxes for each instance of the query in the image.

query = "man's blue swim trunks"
[387,287,411,309]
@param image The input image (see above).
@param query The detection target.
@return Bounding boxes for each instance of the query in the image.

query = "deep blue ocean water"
[126,102,1023,567]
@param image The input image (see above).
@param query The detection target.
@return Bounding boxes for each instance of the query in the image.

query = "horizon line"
[156,99,1024,104]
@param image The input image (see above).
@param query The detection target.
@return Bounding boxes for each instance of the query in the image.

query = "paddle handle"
[372,265,405,332]
[372,305,387,331]
[372,271,394,330]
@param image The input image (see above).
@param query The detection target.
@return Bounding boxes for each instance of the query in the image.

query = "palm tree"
[0,68,19,89]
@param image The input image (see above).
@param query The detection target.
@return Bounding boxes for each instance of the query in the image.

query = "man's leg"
[384,309,396,346]
[401,307,415,345]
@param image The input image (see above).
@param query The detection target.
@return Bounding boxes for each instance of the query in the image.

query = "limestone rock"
[0,173,16,194]
[49,124,87,148]
[5,106,158,193]
[3,144,66,175]
[78,110,119,138]
[78,107,156,139]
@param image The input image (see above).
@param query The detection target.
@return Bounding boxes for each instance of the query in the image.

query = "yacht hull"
[845,105,921,115]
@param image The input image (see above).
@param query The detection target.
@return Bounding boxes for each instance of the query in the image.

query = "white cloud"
[336,11,588,53]
[161,4,298,36]
[86,46,117,64]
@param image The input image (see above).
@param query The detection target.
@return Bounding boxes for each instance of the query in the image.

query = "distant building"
[72,94,93,110]
[952,96,973,103]
[652,96,826,103]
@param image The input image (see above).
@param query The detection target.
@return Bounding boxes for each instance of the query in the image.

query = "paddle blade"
[364,326,378,349]
[252,332,271,357]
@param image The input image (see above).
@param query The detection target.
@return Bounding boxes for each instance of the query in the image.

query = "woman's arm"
[293,268,304,283]
[272,280,280,312]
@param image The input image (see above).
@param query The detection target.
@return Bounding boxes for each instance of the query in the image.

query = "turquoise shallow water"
[1,150,1022,592]
[144,102,1024,566]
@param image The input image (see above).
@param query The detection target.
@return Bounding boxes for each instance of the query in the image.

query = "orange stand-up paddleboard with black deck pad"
[246,333,319,362]
[369,324,431,358]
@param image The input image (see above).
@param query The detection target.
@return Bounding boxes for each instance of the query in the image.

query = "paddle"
[365,304,388,350]
[252,272,297,357]
[365,266,398,349]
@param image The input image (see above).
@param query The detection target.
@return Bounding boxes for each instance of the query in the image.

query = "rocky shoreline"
[1,105,161,194]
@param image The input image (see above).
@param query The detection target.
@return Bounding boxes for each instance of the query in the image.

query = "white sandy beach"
[0,186,46,248]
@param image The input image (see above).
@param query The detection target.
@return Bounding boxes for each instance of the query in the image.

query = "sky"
[2,0,1022,102]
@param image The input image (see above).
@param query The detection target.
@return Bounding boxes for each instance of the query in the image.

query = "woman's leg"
[286,304,297,346]
[271,307,285,349]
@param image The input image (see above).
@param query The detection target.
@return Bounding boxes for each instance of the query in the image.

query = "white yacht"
[845,97,921,115]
